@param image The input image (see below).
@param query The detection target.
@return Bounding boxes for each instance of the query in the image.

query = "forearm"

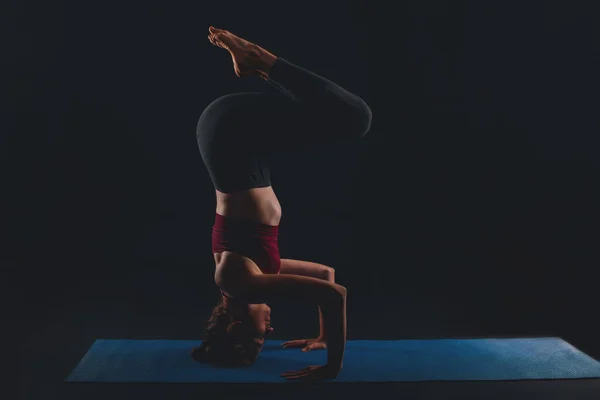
[317,268,335,339]
[317,306,326,339]
[321,288,347,368]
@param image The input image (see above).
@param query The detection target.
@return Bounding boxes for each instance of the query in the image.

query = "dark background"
[4,0,599,399]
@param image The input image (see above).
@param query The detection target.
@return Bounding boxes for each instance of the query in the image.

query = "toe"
[209,26,226,34]
[214,33,229,48]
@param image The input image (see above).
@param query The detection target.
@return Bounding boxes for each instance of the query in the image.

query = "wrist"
[326,351,344,368]
[326,361,343,371]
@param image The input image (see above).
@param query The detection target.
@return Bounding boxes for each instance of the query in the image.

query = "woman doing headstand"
[192,26,372,382]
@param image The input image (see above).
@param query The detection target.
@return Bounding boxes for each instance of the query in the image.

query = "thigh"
[235,93,349,153]
[279,258,334,281]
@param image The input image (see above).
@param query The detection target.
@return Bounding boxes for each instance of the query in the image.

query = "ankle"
[253,46,278,79]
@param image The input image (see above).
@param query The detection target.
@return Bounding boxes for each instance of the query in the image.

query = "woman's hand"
[281,364,341,382]
[281,337,327,352]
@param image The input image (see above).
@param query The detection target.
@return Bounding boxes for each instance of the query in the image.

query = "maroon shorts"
[211,213,281,275]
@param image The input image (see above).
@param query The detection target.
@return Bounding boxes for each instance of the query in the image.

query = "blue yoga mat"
[66,337,600,383]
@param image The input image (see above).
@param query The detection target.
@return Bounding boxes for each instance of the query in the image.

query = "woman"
[192,26,372,382]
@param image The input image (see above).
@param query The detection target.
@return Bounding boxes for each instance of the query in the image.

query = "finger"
[282,340,304,348]
[281,369,309,377]
[289,369,321,381]
[281,371,307,378]
[282,369,314,379]
[284,373,310,380]
[281,367,312,377]
[302,346,312,352]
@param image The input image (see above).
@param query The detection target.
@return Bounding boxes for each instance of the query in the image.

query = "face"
[247,303,273,345]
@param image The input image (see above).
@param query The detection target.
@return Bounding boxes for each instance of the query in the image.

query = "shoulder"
[214,251,262,296]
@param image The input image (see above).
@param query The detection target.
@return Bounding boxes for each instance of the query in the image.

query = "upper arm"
[279,258,335,281]
[240,273,346,306]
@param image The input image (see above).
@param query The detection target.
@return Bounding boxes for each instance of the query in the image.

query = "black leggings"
[196,57,372,194]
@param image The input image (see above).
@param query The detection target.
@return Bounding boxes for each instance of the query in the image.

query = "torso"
[213,186,282,295]
[215,186,282,226]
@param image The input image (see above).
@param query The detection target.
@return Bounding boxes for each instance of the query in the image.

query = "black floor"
[12,257,600,400]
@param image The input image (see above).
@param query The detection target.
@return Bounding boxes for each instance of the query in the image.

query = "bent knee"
[354,98,372,137]
[343,98,372,139]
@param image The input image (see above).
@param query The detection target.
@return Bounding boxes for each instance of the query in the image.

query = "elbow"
[336,284,347,298]
[320,284,346,308]
[323,266,336,282]
[346,98,372,139]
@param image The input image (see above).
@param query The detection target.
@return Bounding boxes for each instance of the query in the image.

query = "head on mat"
[191,297,274,367]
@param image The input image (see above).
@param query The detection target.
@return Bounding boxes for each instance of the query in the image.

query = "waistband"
[213,213,279,237]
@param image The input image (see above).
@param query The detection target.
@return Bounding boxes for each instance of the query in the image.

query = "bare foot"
[207,26,277,78]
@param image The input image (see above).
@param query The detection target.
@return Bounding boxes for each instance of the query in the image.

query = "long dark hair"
[191,296,263,367]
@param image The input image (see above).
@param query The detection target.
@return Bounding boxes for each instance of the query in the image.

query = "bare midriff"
[215,186,282,226]
[213,186,281,291]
